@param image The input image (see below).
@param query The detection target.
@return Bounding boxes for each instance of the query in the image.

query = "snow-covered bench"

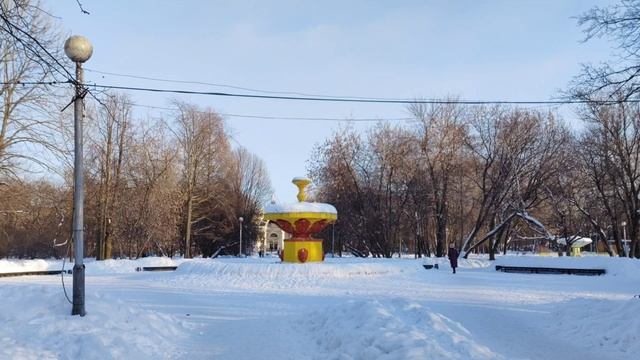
[495,265,605,276]
[135,266,178,272]
[0,269,72,278]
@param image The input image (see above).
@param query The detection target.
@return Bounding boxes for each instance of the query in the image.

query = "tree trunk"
[184,193,193,259]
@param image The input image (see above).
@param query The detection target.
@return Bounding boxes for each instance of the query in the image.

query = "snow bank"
[0,259,53,273]
[494,255,640,277]
[0,285,189,360]
[87,257,181,275]
[550,298,640,359]
[305,299,503,360]
[0,257,181,275]
[168,258,409,290]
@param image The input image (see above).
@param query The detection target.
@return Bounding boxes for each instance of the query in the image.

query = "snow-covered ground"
[1,254,638,360]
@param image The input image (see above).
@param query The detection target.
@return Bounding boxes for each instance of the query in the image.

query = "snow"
[495,254,640,277]
[1,254,639,359]
[1,284,189,360]
[292,176,311,183]
[264,201,337,214]
[556,237,593,248]
[308,299,502,359]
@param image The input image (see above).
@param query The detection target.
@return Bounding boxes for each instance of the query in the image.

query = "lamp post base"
[71,264,86,316]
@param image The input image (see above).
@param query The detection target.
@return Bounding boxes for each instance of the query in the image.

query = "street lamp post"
[331,223,335,258]
[622,221,628,256]
[238,216,244,256]
[65,35,92,317]
[415,211,419,259]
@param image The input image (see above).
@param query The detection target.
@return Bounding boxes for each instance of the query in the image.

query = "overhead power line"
[84,68,412,101]
[0,81,409,122]
[0,5,74,82]
[130,103,411,122]
[84,83,640,105]
[4,80,640,107]
[0,80,68,86]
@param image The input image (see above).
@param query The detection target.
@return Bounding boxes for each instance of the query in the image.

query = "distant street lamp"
[65,35,93,317]
[238,216,244,256]
[331,223,335,258]
[415,211,419,259]
[621,221,628,255]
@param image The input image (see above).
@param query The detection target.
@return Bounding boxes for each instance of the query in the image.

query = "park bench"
[495,265,605,276]
[135,266,178,272]
[0,270,72,278]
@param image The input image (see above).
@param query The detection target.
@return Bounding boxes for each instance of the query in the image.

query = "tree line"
[0,1,274,260]
[309,102,640,259]
[0,94,272,259]
[309,0,640,260]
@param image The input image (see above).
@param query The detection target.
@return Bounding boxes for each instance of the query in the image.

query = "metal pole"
[64,35,91,317]
[623,222,627,256]
[331,223,335,257]
[239,217,243,256]
[71,62,86,316]
[263,221,268,256]
[415,211,419,259]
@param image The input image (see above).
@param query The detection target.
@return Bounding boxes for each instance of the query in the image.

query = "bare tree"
[118,118,181,258]
[310,124,419,258]
[173,101,230,258]
[573,0,640,101]
[578,102,640,257]
[0,0,68,179]
[410,102,466,257]
[86,94,132,259]
[221,147,272,256]
[460,108,569,258]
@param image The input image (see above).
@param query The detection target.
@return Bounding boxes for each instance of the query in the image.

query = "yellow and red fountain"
[264,177,337,263]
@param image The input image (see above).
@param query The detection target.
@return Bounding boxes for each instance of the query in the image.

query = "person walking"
[448,245,459,274]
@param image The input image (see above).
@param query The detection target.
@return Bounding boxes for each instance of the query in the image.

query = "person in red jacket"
[447,245,459,274]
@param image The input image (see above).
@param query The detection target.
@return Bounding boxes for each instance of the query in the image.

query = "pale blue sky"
[48,0,616,201]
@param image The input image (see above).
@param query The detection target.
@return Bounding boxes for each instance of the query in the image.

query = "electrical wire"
[5,80,640,109]
[84,68,414,101]
[60,243,72,305]
[130,103,413,122]
[52,215,72,304]
[0,4,74,82]
[0,80,67,86]
[0,81,411,121]
[4,80,640,105]
[83,83,640,105]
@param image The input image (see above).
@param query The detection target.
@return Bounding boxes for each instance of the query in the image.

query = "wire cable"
[0,81,412,121]
[4,81,640,107]
[84,83,640,105]
[52,214,72,304]
[0,4,74,82]
[85,68,413,101]
[130,103,413,122]
[60,243,72,305]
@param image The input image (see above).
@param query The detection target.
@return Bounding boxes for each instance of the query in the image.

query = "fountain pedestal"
[264,177,337,263]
